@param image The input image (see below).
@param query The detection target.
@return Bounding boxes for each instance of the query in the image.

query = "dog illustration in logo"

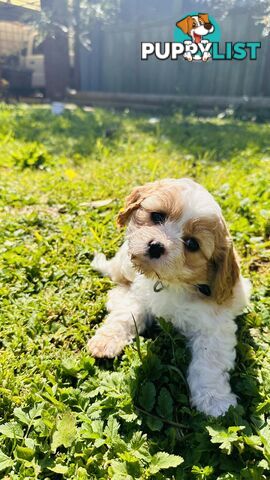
[176,13,214,62]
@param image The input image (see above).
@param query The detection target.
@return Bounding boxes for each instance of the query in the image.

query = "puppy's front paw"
[91,252,107,272]
[194,392,237,417]
[87,332,128,358]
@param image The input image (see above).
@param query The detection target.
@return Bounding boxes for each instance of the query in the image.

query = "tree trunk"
[40,0,70,100]
[73,0,81,91]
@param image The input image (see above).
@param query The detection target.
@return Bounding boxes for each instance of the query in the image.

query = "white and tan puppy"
[88,178,251,417]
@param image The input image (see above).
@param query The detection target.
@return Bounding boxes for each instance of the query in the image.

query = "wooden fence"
[79,2,270,98]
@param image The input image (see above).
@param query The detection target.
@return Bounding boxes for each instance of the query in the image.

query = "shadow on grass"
[6,106,270,165]
[10,107,125,156]
[136,114,270,162]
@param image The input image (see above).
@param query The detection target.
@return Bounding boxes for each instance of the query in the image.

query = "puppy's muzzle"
[204,23,213,31]
[147,241,165,259]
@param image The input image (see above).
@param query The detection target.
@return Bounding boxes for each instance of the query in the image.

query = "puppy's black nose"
[148,241,165,259]
[204,23,212,30]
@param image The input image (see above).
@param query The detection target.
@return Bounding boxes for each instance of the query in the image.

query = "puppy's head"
[117,179,239,304]
[176,14,214,40]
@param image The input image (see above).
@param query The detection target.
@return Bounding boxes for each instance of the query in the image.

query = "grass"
[0,103,269,480]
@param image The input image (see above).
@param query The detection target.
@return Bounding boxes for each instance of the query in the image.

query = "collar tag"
[154,281,164,293]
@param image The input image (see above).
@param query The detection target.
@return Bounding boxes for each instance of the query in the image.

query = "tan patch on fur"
[180,218,215,287]
[117,184,155,227]
[184,216,240,303]
[117,180,183,227]
[212,237,240,304]
[184,217,217,259]
[117,180,184,227]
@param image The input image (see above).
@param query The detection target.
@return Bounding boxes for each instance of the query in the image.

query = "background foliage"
[0,104,269,479]
[40,0,270,39]
[207,0,270,35]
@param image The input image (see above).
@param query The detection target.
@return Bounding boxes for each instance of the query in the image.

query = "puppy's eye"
[184,237,200,252]
[151,212,166,224]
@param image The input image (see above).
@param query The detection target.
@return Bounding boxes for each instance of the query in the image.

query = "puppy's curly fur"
[89,178,251,417]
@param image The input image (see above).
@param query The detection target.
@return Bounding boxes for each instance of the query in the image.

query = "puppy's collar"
[153,281,211,297]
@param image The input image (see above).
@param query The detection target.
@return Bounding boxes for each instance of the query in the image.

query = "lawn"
[0,103,269,480]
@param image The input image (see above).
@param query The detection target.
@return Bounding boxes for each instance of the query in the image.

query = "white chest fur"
[130,274,231,337]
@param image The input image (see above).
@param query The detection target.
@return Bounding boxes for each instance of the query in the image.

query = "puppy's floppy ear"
[198,13,210,23]
[212,229,240,304]
[117,184,153,227]
[176,16,193,34]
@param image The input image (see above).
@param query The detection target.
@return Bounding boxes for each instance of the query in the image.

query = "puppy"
[88,179,251,417]
[176,13,214,61]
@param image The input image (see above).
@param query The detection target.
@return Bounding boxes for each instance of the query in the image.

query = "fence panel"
[80,7,269,97]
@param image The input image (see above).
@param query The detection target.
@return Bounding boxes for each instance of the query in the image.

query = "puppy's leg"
[187,323,237,417]
[92,242,135,284]
[88,285,148,358]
